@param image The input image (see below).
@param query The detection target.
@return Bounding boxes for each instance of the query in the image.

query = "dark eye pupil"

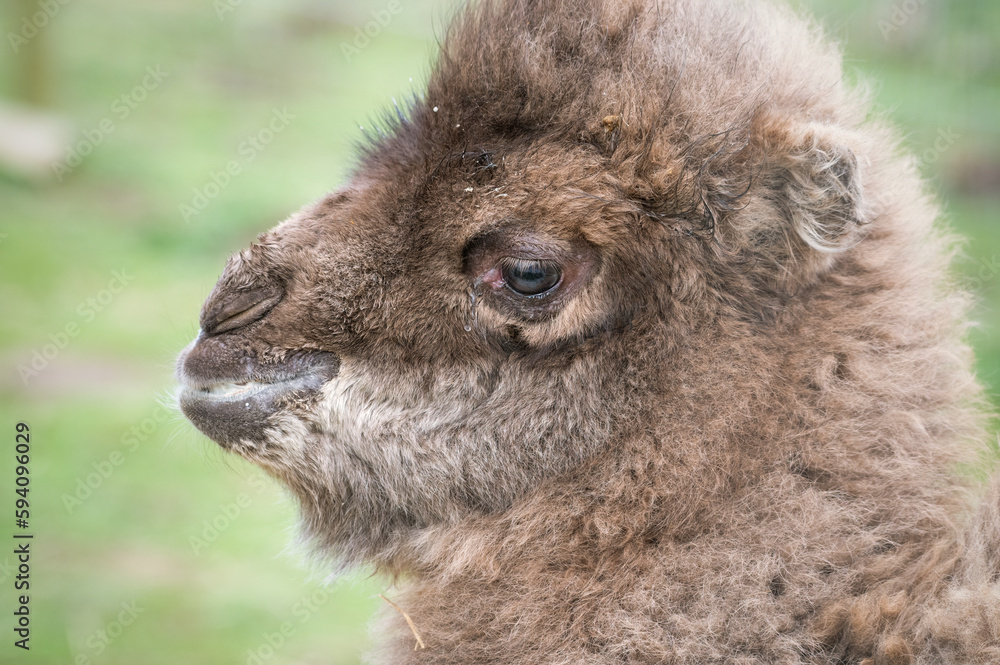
[502,259,561,296]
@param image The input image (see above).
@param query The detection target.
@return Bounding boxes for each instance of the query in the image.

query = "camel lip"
[176,348,339,448]
[175,342,340,393]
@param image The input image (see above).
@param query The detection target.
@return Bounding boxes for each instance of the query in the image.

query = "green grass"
[0,1,997,664]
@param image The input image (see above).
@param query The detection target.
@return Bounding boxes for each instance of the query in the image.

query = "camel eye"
[501,258,562,296]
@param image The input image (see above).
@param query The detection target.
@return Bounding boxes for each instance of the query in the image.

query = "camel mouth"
[193,380,271,400]
[177,347,339,449]
[184,375,315,403]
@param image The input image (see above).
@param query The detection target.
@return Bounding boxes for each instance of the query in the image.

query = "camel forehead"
[273,142,626,272]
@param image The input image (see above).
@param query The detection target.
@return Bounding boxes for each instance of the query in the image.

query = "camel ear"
[764,121,869,254]
[721,120,871,293]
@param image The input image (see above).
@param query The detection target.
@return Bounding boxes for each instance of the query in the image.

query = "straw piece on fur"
[380,594,426,650]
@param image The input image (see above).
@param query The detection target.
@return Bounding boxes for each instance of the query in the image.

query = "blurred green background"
[0,1,996,663]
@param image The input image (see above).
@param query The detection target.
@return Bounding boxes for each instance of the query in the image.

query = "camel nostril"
[201,284,284,335]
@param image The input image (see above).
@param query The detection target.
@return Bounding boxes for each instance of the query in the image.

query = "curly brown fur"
[176,0,999,662]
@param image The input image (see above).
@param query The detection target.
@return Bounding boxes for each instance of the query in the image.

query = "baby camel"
[178,0,1000,662]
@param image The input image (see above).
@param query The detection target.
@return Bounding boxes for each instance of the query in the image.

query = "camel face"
[176,132,661,555]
